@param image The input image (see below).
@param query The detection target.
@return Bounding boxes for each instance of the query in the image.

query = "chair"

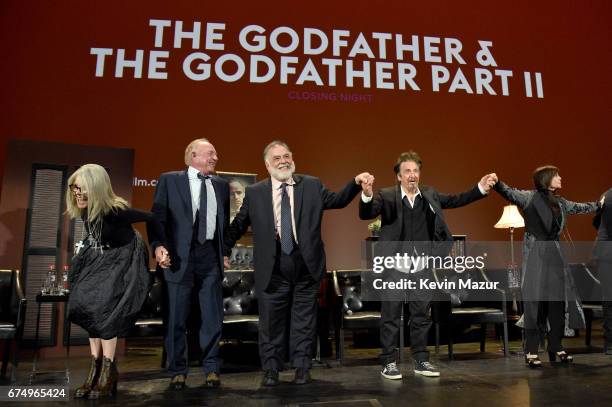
[570,262,603,346]
[332,269,390,362]
[126,271,167,368]
[0,269,27,382]
[221,269,259,341]
[433,267,509,359]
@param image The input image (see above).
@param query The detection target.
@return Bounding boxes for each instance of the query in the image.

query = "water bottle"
[46,265,57,295]
[61,265,70,294]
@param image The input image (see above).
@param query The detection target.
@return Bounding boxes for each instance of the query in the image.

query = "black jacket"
[149,170,229,283]
[224,174,361,292]
[359,183,485,242]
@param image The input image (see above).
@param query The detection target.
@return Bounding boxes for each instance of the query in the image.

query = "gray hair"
[263,140,291,162]
[184,138,210,166]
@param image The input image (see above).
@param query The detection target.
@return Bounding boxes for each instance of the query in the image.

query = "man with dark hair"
[150,138,229,389]
[360,151,496,379]
[225,140,373,386]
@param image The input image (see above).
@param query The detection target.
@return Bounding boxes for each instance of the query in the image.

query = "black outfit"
[68,208,158,339]
[150,170,229,376]
[225,175,361,371]
[360,184,486,365]
[593,189,612,347]
[494,182,598,354]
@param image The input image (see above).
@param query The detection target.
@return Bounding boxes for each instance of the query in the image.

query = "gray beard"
[268,162,295,182]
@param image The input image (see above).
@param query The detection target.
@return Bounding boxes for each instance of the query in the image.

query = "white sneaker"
[381,362,402,380]
[414,360,440,377]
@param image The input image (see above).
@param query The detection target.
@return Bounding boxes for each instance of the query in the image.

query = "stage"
[7,335,612,406]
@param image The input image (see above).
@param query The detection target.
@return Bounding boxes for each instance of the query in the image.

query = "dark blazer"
[594,188,612,242]
[224,174,361,292]
[149,170,230,283]
[359,183,485,242]
[493,180,598,329]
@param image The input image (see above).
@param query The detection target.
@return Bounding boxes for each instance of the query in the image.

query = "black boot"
[88,357,118,399]
[75,356,101,398]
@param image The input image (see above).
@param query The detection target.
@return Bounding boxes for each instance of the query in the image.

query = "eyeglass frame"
[69,184,87,195]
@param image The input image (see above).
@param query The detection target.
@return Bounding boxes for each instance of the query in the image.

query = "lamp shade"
[494,205,525,229]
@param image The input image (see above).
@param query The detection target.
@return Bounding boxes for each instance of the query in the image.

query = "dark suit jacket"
[149,170,230,283]
[359,184,485,242]
[224,174,361,292]
[594,188,612,242]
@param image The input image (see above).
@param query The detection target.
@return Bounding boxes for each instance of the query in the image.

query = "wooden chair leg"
[502,321,509,357]
[161,344,167,369]
[585,313,593,347]
[339,328,345,363]
[11,339,19,383]
[448,323,454,360]
[435,322,440,355]
[1,339,11,379]
[480,323,486,352]
[399,309,405,364]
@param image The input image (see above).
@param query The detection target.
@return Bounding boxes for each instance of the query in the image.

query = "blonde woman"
[66,164,161,399]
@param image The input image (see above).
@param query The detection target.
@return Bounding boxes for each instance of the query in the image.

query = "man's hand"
[223,256,231,269]
[355,172,375,197]
[479,173,498,193]
[155,245,171,268]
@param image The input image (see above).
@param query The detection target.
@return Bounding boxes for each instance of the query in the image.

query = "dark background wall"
[1,1,610,270]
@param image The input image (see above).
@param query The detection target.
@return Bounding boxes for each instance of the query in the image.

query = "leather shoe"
[205,372,221,388]
[294,368,311,385]
[169,374,186,390]
[261,369,279,387]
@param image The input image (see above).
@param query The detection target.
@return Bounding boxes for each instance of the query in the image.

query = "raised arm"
[493,180,534,209]
[438,185,486,209]
[321,177,362,210]
[560,197,598,215]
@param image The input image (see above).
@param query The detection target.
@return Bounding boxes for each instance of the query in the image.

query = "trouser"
[380,270,434,365]
[599,257,612,345]
[258,247,319,371]
[524,301,565,354]
[165,241,223,376]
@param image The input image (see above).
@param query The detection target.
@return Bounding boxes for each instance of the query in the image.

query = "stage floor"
[5,335,612,406]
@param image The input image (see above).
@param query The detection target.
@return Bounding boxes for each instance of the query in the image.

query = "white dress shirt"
[271,177,298,243]
[187,166,217,238]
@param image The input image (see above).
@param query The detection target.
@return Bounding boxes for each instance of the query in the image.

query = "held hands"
[355,172,375,197]
[155,246,171,269]
[479,173,498,193]
[223,256,231,269]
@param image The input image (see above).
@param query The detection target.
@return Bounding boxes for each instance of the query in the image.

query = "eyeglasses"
[69,184,86,195]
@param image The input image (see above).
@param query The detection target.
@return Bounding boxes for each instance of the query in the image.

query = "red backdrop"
[1,1,610,270]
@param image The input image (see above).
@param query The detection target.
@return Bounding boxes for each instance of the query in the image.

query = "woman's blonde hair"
[65,164,128,222]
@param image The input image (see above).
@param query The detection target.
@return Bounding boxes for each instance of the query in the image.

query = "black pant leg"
[289,257,319,369]
[380,300,403,365]
[258,270,292,371]
[599,257,612,345]
[546,301,565,352]
[523,301,541,354]
[165,282,192,376]
[407,282,433,362]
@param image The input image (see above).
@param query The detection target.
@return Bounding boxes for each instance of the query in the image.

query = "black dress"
[67,207,159,339]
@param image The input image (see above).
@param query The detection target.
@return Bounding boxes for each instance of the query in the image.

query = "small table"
[29,293,71,384]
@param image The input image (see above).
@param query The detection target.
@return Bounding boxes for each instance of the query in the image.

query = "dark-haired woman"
[493,166,600,367]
